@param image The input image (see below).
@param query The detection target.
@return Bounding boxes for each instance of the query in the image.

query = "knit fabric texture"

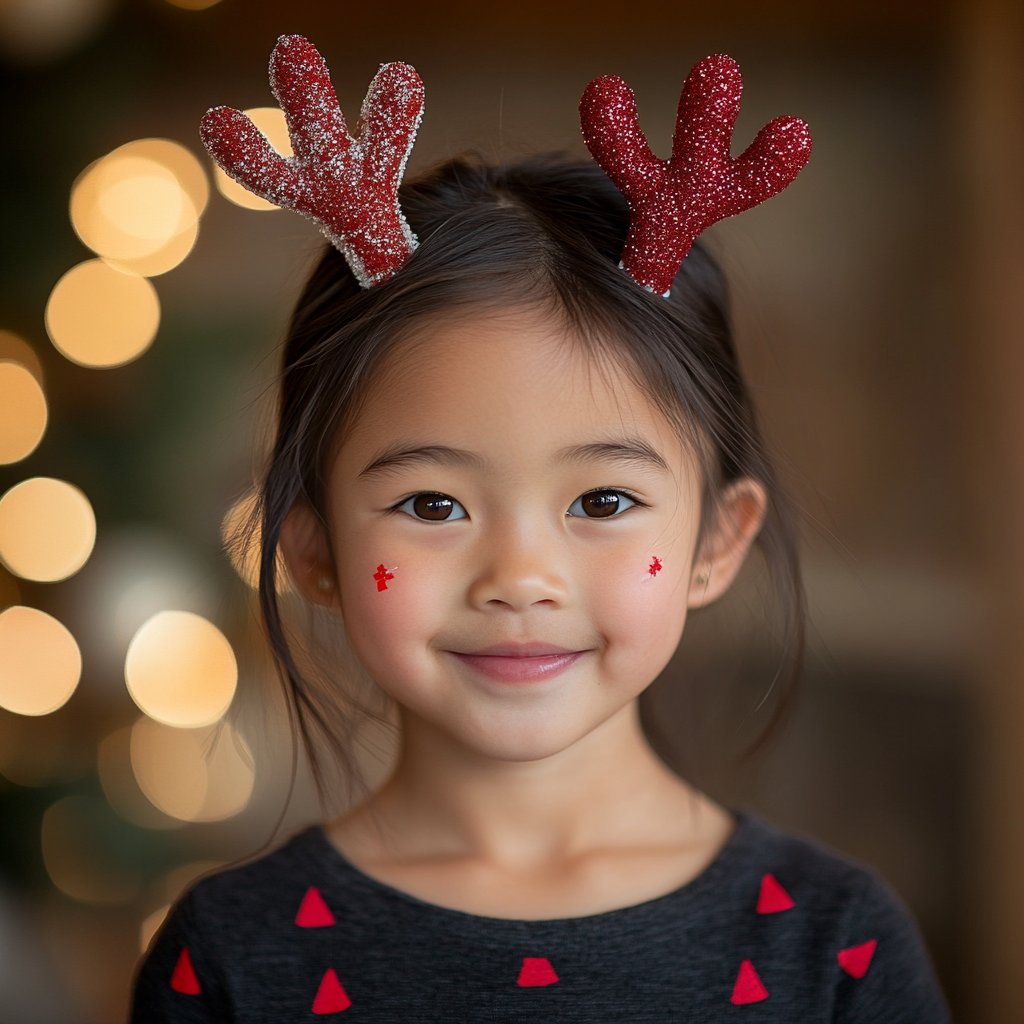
[132,812,949,1022]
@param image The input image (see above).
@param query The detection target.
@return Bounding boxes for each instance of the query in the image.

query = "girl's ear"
[687,478,767,608]
[279,502,338,607]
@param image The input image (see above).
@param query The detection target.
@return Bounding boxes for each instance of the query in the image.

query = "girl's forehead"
[366,312,660,428]
[337,311,690,477]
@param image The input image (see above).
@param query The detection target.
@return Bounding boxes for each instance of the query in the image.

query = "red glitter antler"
[580,55,812,296]
[200,35,423,289]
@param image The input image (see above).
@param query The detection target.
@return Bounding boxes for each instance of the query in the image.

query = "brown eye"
[572,491,624,518]
[409,493,461,521]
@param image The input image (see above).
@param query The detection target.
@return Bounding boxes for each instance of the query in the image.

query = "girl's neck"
[328,701,734,906]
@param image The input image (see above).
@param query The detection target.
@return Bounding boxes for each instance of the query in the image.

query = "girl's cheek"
[587,550,690,671]
[338,547,451,680]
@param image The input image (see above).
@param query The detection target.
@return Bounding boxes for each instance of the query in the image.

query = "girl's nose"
[467,531,569,612]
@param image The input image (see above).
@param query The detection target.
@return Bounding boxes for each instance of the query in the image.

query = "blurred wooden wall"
[959,2,1024,1021]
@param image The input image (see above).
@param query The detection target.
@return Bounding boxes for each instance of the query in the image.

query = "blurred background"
[0,0,1022,1020]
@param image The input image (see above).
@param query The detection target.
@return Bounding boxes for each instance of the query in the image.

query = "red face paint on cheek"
[373,564,396,591]
[647,556,663,578]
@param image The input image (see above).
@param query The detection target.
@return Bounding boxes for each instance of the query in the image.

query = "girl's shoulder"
[702,812,948,1017]
[724,811,901,910]
[178,826,352,930]
[708,813,931,958]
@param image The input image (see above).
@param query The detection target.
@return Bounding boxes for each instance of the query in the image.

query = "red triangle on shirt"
[730,960,768,1004]
[838,939,877,978]
[517,957,559,987]
[170,947,201,995]
[296,887,337,928]
[312,969,352,1014]
[756,873,795,914]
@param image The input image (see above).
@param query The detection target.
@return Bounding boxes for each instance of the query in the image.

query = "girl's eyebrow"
[360,438,669,478]
[359,444,484,478]
[557,438,670,473]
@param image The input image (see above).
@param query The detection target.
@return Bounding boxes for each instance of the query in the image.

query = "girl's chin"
[455,731,596,764]
[447,705,626,764]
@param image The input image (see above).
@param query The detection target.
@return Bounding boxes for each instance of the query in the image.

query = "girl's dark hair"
[254,153,804,798]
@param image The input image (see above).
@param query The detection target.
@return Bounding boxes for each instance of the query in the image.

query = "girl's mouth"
[447,643,587,684]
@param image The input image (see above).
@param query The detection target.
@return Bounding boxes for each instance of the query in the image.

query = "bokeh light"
[42,795,141,904]
[0,329,44,383]
[109,139,209,218]
[109,221,198,278]
[0,477,96,581]
[164,0,222,8]
[222,490,259,586]
[0,361,47,463]
[215,107,292,210]
[222,488,292,590]
[0,0,113,65]
[130,716,254,821]
[193,723,255,820]
[129,716,207,819]
[73,156,192,258]
[124,610,237,727]
[70,139,208,278]
[0,607,82,716]
[45,260,160,367]
[98,725,181,830]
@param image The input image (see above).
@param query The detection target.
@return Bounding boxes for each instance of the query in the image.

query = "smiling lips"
[450,643,586,684]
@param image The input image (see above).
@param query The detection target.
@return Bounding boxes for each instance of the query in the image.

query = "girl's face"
[286,309,762,763]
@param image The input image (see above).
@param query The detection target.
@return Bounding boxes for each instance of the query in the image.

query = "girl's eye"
[398,493,468,522]
[566,490,636,519]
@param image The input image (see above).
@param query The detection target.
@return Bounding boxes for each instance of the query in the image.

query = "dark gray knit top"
[131,813,949,1022]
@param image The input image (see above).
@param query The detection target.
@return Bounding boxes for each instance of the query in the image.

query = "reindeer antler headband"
[200,37,811,295]
[200,35,422,289]
[580,56,812,296]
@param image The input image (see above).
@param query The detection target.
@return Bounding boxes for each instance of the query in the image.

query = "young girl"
[132,35,949,1022]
